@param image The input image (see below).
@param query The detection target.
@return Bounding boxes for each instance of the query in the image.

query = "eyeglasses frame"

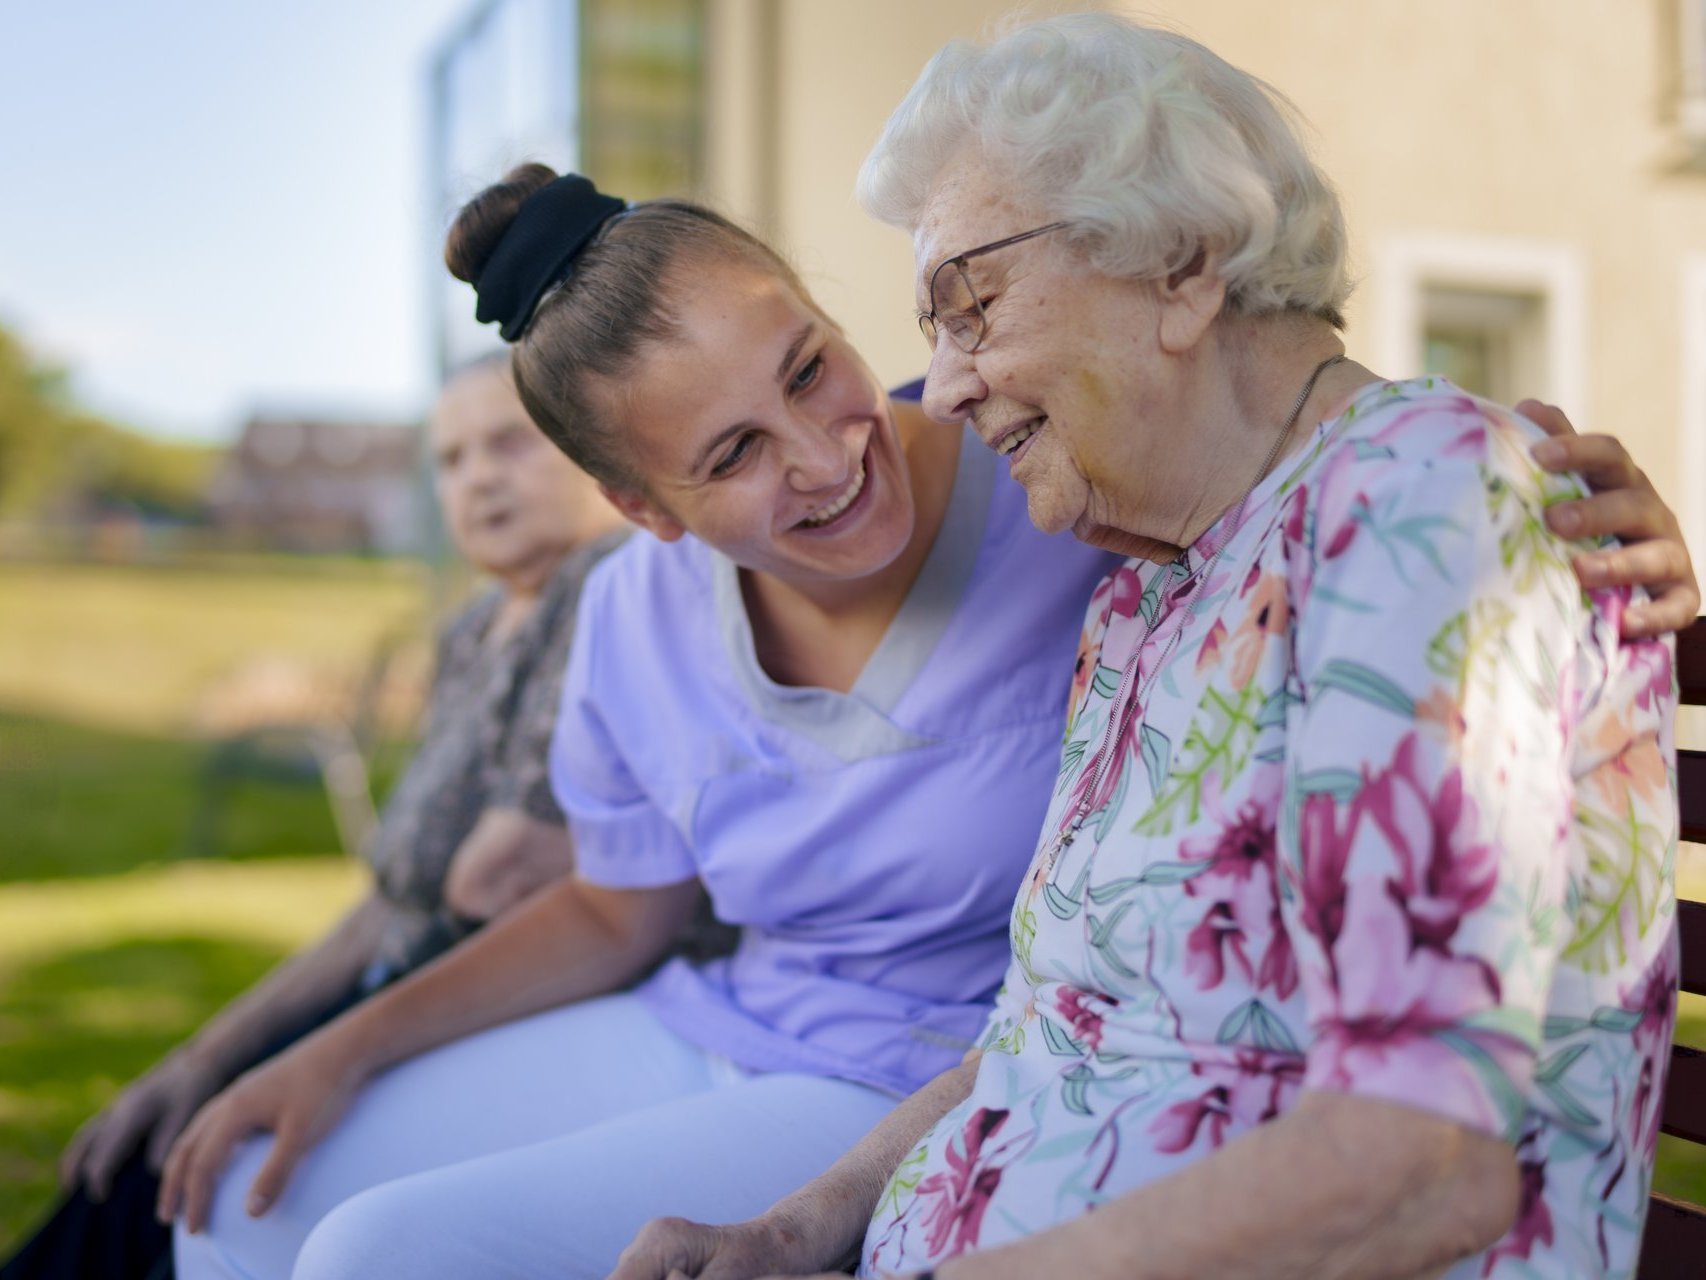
[918,220,1072,354]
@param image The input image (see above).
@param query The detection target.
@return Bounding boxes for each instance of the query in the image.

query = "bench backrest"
[1638,616,1706,1279]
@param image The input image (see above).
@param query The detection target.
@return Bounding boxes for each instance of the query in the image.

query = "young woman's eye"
[711,432,755,477]
[789,353,825,394]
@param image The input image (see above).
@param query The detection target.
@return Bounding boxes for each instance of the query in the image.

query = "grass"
[1,710,372,881]
[0,553,429,1247]
[0,557,430,734]
[0,858,365,1250]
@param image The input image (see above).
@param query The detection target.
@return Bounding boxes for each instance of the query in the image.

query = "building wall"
[698,0,1706,570]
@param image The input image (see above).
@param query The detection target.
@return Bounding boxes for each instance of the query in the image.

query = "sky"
[1,0,483,442]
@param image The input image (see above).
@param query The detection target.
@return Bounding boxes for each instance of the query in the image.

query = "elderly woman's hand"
[607,1211,843,1280]
[1521,399,1700,636]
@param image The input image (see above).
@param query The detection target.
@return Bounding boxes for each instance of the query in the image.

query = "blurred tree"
[0,322,215,523]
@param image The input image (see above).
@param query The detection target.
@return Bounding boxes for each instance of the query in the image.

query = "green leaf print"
[1297,769,1363,803]
[1060,1064,1095,1116]
[876,1144,929,1218]
[1012,906,1038,970]
[1434,1029,1528,1140]
[1589,1007,1644,1033]
[1057,737,1088,789]
[1535,1042,1590,1085]
[1134,861,1213,887]
[1217,999,1301,1054]
[1090,663,1123,701]
[1537,1077,1601,1130]
[1093,764,1131,843]
[1041,1015,1086,1057]
[1134,682,1263,837]
[1044,857,1094,921]
[1311,659,1416,718]
[1565,803,1672,973]
[1140,724,1171,798]
[1482,464,1576,595]
[1255,688,1294,730]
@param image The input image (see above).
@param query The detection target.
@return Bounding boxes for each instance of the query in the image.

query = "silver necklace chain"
[1045,353,1346,869]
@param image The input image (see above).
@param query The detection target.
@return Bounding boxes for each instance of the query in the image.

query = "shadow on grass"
[0,932,291,1249]
[1,710,404,884]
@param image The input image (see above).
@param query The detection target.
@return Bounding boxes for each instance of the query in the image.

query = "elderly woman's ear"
[1155,247,1227,354]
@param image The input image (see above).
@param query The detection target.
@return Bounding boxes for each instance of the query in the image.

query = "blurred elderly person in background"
[4,352,627,1280]
[615,15,1683,1280]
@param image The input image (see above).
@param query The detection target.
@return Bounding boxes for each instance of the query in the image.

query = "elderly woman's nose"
[921,338,986,426]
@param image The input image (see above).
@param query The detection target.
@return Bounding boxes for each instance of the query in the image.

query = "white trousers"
[173,994,894,1280]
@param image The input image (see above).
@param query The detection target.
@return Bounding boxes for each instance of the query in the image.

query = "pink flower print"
[1481,1143,1554,1275]
[1307,882,1511,1132]
[1054,987,1119,1051]
[1106,561,1147,621]
[1149,1054,1304,1154]
[912,1108,1021,1259]
[1196,617,1228,676]
[1296,790,1354,964]
[1223,571,1289,692]
[1179,785,1297,999]
[1582,708,1670,820]
[1357,734,1498,952]
[1624,637,1674,713]
[1622,943,1679,1159]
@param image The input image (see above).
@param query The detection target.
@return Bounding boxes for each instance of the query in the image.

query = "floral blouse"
[862,379,1678,1279]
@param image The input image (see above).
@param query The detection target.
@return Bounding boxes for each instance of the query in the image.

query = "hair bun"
[444,162,560,285]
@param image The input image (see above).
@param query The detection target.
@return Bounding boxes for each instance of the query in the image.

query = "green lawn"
[0,858,364,1249]
[0,556,432,734]
[1,710,372,881]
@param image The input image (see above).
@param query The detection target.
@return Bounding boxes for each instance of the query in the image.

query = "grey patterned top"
[361,530,628,981]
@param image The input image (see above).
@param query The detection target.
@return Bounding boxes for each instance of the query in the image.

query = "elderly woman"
[615,15,1680,1280]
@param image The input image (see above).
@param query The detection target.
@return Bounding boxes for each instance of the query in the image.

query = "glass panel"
[580,0,703,199]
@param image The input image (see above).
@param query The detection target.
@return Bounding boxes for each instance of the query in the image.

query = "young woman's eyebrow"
[773,323,814,383]
[687,323,818,475]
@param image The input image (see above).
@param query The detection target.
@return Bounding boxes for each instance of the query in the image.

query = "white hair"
[857,13,1352,326]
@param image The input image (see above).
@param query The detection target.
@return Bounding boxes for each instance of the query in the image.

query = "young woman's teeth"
[998,421,1041,456]
[802,463,866,527]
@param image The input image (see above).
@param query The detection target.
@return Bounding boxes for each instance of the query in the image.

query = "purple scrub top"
[550,418,1120,1095]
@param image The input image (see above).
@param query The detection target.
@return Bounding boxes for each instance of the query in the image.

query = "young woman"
[161,168,1697,1280]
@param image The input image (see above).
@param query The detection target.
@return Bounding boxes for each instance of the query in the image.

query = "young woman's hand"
[156,1028,367,1233]
[60,1051,227,1199]
[1522,399,1700,636]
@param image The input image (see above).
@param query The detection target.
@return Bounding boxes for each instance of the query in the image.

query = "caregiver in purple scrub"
[160,169,1698,1280]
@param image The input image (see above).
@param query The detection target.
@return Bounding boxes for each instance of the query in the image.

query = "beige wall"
[700,0,1706,568]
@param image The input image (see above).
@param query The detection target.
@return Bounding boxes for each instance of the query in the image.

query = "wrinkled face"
[430,362,588,581]
[605,262,916,586]
[914,148,1166,542]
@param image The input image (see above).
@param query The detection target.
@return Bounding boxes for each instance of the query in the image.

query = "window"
[579,0,703,200]
[1371,233,1588,419]
[427,0,705,374]
[1419,287,1547,404]
[1680,0,1706,144]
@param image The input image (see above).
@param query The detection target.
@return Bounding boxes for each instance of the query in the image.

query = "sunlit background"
[2,0,1704,1247]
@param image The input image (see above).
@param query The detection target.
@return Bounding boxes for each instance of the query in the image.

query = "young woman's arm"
[157,872,701,1231]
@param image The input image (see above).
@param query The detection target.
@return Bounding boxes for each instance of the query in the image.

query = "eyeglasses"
[918,221,1070,354]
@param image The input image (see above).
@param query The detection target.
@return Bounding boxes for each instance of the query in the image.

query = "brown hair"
[445,163,811,492]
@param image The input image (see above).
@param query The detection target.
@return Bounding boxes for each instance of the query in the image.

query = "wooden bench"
[1638,615,1706,1279]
